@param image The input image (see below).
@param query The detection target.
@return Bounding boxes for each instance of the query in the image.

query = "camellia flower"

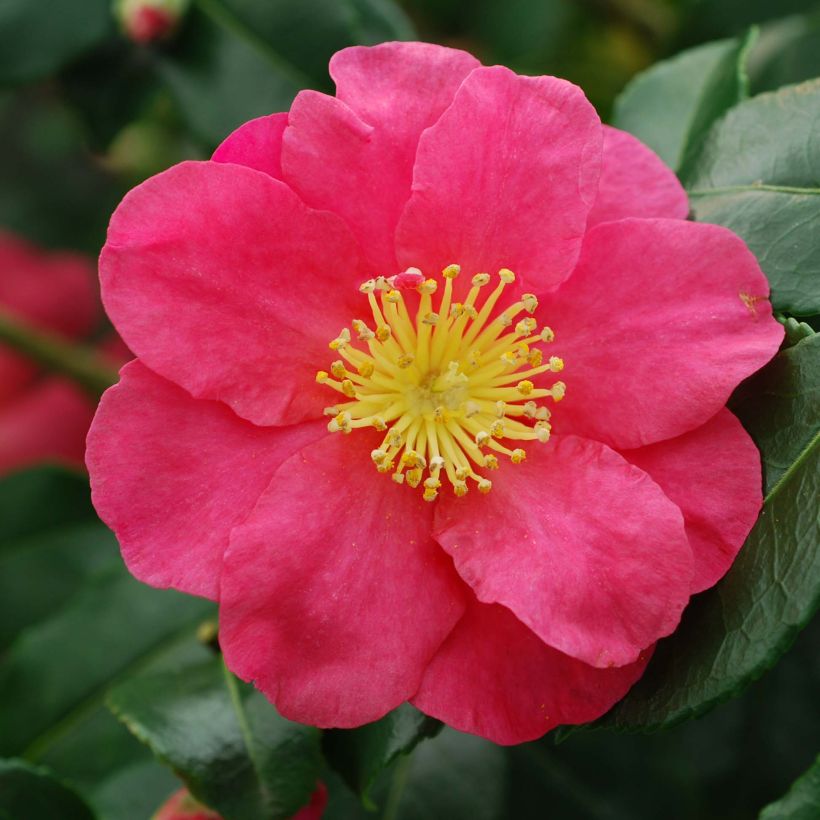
[87,42,783,744]
[0,231,106,474]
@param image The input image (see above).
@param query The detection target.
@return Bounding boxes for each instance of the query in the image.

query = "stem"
[381,753,413,820]
[0,308,119,398]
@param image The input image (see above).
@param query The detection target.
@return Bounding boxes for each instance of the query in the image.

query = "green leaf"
[89,760,179,820]
[0,759,94,820]
[780,317,816,348]
[156,0,414,147]
[0,568,213,758]
[596,334,820,731]
[108,658,322,820]
[759,755,820,820]
[0,0,113,85]
[611,32,753,174]
[323,704,442,807]
[0,467,121,652]
[732,334,820,493]
[687,79,820,316]
[370,728,507,820]
[749,12,820,95]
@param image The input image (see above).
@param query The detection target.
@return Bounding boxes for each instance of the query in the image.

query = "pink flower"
[0,231,103,474]
[87,43,783,744]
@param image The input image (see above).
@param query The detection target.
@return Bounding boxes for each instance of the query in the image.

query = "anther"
[511,448,527,464]
[315,370,329,383]
[397,353,415,369]
[522,294,538,313]
[551,381,566,401]
[330,361,346,378]
[472,273,491,287]
[498,268,516,283]
[517,380,535,395]
[442,264,461,279]
[549,356,564,372]
[341,379,356,397]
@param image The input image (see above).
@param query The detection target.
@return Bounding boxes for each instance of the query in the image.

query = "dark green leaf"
[108,658,322,820]
[612,32,753,173]
[0,467,92,543]
[759,755,820,820]
[596,335,820,730]
[749,12,820,95]
[0,0,113,85]
[89,760,180,820]
[687,79,820,316]
[0,568,213,758]
[780,317,817,348]
[369,728,507,820]
[323,704,442,806]
[215,0,413,83]
[0,759,94,820]
[732,334,820,493]
[0,467,121,651]
[156,3,303,146]
[156,0,414,147]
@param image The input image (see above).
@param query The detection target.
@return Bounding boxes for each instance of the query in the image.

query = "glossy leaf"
[596,334,820,730]
[749,13,820,94]
[0,467,120,651]
[323,704,442,806]
[759,755,820,820]
[108,658,322,820]
[0,568,213,757]
[368,728,507,820]
[156,0,414,146]
[612,32,753,173]
[0,759,94,820]
[688,79,820,315]
[0,0,112,85]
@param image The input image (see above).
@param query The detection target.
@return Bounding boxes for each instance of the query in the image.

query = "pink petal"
[433,436,692,668]
[395,66,601,292]
[587,126,688,228]
[100,160,366,427]
[621,409,762,594]
[412,599,650,744]
[0,379,93,474]
[543,218,784,449]
[220,433,466,727]
[212,112,287,180]
[86,361,326,600]
[0,231,98,403]
[282,42,480,273]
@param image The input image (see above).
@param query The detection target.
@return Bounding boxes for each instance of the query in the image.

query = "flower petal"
[433,436,692,668]
[212,112,287,180]
[542,218,784,449]
[0,379,93,474]
[621,409,762,594]
[412,599,650,744]
[220,433,466,727]
[281,42,480,273]
[100,160,366,427]
[587,126,688,228]
[395,66,601,293]
[86,361,326,600]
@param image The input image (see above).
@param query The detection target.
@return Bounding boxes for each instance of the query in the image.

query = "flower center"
[316,265,565,500]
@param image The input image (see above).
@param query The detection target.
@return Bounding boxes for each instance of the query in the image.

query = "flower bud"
[115,0,189,44]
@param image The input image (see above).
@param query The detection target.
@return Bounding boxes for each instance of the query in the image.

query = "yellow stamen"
[316,265,566,497]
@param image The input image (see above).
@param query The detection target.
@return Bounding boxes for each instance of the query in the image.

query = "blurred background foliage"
[0,1,819,818]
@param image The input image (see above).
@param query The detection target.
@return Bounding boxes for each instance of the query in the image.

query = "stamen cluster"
[316,265,566,500]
